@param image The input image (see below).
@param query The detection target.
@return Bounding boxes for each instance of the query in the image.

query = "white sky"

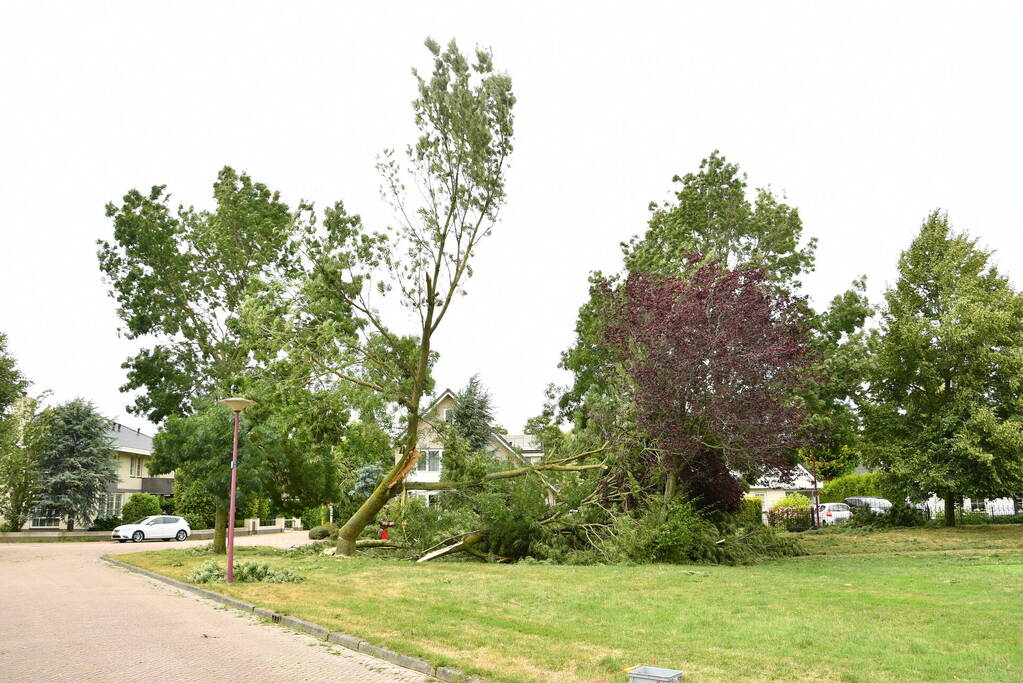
[2,1,1021,435]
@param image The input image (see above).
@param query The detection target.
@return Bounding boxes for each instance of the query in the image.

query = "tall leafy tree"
[246,38,515,556]
[0,395,49,530]
[555,152,869,485]
[863,212,1023,525]
[0,331,28,414]
[450,374,495,453]
[560,152,818,425]
[97,167,304,422]
[602,262,816,510]
[151,402,260,552]
[35,399,117,530]
[622,151,817,287]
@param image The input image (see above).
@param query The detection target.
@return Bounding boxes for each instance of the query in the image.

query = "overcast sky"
[2,1,1021,436]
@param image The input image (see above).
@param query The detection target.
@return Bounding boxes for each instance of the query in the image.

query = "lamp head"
[218,397,256,413]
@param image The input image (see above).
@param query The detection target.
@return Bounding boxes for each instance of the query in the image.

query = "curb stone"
[101,555,480,681]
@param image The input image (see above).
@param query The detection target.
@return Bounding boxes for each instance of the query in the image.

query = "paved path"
[0,533,431,682]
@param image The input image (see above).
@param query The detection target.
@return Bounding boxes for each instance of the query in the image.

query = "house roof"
[749,464,817,490]
[422,388,542,463]
[107,422,153,455]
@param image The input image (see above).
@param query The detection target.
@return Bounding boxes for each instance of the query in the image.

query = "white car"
[817,502,852,525]
[112,515,191,543]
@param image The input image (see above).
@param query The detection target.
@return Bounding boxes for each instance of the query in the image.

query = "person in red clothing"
[379,505,395,540]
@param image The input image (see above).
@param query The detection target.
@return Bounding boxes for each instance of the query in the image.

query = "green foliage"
[988,513,1023,525]
[596,498,804,565]
[767,496,813,531]
[0,395,48,530]
[243,497,272,520]
[308,525,333,540]
[301,506,326,532]
[187,558,304,584]
[624,151,817,288]
[863,212,1023,516]
[820,472,904,503]
[390,496,477,557]
[957,511,991,526]
[121,493,162,522]
[349,464,384,500]
[88,517,122,531]
[183,542,215,556]
[172,474,217,530]
[775,493,813,509]
[845,502,924,529]
[449,375,495,453]
[0,332,28,415]
[35,399,117,529]
[97,167,304,423]
[735,498,764,527]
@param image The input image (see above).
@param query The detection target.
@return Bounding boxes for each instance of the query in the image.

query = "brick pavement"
[0,532,431,682]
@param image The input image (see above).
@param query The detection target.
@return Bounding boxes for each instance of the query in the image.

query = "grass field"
[119,526,1023,682]
[800,523,1023,555]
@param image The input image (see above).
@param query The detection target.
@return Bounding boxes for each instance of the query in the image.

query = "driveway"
[0,533,430,682]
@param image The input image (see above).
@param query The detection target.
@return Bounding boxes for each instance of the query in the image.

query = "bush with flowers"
[766,493,813,530]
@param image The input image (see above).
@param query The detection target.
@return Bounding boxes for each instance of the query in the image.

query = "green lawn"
[119,528,1023,682]
[800,523,1023,555]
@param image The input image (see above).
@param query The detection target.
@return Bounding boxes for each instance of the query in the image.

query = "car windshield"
[131,517,153,525]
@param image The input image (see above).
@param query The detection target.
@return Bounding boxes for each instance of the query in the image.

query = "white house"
[401,389,542,504]
[746,464,820,514]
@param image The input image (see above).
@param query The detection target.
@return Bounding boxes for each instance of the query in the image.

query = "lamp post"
[218,397,256,583]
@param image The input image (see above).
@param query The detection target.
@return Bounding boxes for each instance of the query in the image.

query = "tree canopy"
[863,212,1023,524]
[34,399,117,530]
[602,262,816,509]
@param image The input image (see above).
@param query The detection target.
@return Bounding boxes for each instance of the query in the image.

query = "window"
[96,493,122,520]
[31,507,60,528]
[443,408,452,422]
[970,499,987,512]
[416,449,442,472]
[129,456,145,478]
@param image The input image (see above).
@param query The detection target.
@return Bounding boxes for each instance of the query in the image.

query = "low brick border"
[101,556,480,682]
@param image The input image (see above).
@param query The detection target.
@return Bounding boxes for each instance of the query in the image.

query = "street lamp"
[218,396,256,583]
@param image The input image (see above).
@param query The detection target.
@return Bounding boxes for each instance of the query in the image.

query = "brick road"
[0,532,431,682]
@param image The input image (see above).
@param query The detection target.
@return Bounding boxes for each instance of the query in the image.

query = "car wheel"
[175,530,187,542]
[132,530,144,543]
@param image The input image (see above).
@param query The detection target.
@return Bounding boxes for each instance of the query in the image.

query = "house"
[746,464,820,516]
[401,389,543,504]
[27,422,174,529]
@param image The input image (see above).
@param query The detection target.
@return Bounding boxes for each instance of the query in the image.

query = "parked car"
[817,502,852,525]
[843,497,893,514]
[112,515,191,543]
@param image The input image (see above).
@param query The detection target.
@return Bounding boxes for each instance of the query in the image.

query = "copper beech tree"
[601,259,818,510]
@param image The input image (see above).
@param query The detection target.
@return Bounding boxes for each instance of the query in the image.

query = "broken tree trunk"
[404,444,609,492]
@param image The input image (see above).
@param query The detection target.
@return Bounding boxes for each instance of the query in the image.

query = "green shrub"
[888,502,926,527]
[958,511,990,525]
[181,513,211,530]
[89,517,122,531]
[121,493,162,522]
[187,559,304,584]
[989,513,1023,524]
[159,497,175,515]
[820,472,904,504]
[300,506,326,532]
[735,498,764,528]
[848,502,925,528]
[308,522,338,540]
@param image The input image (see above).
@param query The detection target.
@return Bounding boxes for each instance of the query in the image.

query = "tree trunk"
[943,494,956,527]
[336,326,433,556]
[213,506,228,553]
[67,518,75,531]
